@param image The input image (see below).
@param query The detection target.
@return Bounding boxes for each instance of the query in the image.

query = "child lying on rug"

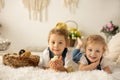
[39,23,77,72]
[72,35,112,74]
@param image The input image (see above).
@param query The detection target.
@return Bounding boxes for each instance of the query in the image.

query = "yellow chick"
[51,56,59,61]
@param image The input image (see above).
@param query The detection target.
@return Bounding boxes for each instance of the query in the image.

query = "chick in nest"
[19,49,31,57]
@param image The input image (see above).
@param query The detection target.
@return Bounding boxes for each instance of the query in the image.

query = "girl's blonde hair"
[83,35,107,54]
[48,22,69,45]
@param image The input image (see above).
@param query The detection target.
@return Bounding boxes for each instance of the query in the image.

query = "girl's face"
[85,43,104,63]
[48,34,67,56]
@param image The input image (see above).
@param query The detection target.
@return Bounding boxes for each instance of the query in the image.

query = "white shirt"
[39,48,78,70]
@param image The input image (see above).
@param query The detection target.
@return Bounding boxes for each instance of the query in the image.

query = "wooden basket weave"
[65,20,78,47]
[65,20,78,29]
[3,53,40,68]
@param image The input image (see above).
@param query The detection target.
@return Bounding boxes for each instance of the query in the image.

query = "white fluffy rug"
[0,57,120,80]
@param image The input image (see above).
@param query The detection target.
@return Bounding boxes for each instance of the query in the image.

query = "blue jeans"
[72,49,83,63]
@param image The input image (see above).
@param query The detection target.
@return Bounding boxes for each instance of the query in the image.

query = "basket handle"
[65,20,78,29]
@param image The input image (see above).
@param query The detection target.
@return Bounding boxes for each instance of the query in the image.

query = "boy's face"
[48,34,67,56]
[85,43,104,63]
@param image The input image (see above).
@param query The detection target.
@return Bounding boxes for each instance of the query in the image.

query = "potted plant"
[68,27,81,47]
[101,21,119,42]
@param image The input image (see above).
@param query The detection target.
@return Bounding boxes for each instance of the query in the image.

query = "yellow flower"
[55,22,67,30]
[68,27,81,40]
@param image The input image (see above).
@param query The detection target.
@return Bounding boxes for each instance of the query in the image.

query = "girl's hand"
[79,60,100,71]
[91,60,100,69]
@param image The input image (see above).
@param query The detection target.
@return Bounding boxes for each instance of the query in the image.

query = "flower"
[101,21,119,35]
[68,27,81,40]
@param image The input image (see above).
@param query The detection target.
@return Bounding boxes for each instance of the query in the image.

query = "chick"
[19,49,31,57]
[51,56,59,61]
[19,49,25,55]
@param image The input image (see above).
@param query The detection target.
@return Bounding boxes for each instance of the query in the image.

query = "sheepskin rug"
[0,57,120,80]
[106,32,120,63]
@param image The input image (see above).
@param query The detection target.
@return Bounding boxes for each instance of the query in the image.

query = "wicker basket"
[0,37,11,51]
[68,39,76,47]
[65,20,78,29]
[3,53,40,68]
[65,20,78,47]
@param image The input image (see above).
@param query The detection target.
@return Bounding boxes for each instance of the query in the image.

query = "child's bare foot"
[76,38,83,49]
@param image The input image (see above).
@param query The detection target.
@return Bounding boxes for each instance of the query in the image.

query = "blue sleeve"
[72,49,83,63]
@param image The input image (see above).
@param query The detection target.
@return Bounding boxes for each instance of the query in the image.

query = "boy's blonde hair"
[48,23,69,45]
[83,35,107,54]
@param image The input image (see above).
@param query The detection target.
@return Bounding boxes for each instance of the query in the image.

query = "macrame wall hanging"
[64,0,79,13]
[0,0,4,12]
[22,0,50,21]
[1,0,78,21]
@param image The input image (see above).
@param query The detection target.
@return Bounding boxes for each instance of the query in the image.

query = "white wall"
[0,0,120,52]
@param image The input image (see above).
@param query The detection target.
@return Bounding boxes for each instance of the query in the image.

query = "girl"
[39,23,77,72]
[72,35,112,74]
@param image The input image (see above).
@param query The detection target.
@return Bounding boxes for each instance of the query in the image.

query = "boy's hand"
[49,56,64,71]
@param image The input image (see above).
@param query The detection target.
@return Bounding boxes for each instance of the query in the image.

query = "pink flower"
[106,21,114,31]
[100,21,119,35]
[109,26,114,31]
[106,22,113,28]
